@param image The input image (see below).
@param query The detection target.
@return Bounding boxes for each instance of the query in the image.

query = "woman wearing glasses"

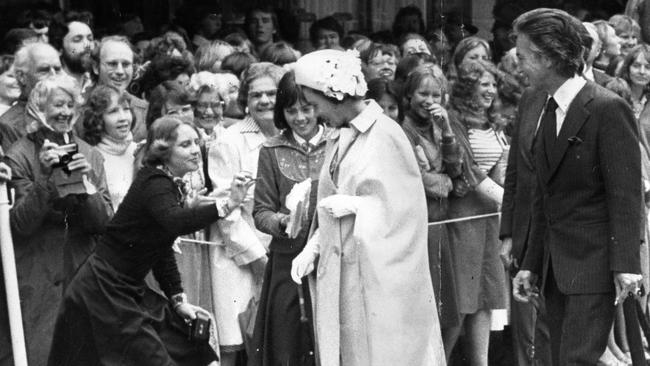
[207,62,285,366]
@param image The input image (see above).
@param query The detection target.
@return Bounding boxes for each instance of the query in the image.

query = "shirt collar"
[240,116,262,133]
[292,124,324,146]
[583,66,594,82]
[348,100,382,133]
[552,74,587,114]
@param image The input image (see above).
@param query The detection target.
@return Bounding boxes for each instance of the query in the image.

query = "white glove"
[318,194,360,218]
[291,230,320,284]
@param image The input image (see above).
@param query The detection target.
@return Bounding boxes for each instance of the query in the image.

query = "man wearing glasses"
[91,35,149,142]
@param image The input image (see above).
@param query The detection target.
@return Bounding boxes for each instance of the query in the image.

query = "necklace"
[633,94,647,120]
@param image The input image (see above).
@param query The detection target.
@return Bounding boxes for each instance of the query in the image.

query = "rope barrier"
[428,212,501,226]
[177,212,502,246]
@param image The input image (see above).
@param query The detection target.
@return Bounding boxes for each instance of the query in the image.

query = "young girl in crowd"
[250,70,327,366]
[82,85,137,210]
[400,63,463,360]
[445,60,508,366]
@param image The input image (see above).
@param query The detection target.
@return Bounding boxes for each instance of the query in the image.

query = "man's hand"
[614,272,643,305]
[513,270,539,303]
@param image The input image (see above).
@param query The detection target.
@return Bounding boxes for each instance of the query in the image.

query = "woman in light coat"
[290,49,445,366]
[207,62,285,366]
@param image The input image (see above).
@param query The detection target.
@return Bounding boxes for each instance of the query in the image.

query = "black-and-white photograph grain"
[0,0,646,365]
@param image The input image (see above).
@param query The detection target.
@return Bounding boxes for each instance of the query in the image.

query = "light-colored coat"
[207,116,270,348]
[312,101,445,366]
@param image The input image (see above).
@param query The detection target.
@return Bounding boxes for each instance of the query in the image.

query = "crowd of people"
[0,1,650,366]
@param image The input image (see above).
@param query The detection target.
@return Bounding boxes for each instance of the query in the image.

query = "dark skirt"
[427,224,461,329]
[447,215,507,314]
[47,253,217,366]
[249,251,315,366]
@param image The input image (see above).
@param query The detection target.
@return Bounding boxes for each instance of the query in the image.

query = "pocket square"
[568,136,583,145]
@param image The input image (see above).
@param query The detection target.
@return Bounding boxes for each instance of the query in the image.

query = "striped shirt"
[468,127,505,174]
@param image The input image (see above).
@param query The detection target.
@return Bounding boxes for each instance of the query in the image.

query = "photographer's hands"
[39,139,91,175]
[39,139,61,175]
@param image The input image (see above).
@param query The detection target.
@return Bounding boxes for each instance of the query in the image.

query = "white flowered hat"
[294,49,368,101]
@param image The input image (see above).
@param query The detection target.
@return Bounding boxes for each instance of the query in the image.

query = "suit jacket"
[521,81,642,294]
[500,88,546,265]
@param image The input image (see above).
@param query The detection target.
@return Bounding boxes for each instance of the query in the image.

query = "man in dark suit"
[512,8,643,365]
[500,87,552,366]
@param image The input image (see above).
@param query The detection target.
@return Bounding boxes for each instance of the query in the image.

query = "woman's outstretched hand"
[229,171,256,206]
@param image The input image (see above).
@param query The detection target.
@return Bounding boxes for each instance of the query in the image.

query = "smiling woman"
[0,56,21,117]
[48,116,255,366]
[445,59,509,366]
[206,62,285,366]
[3,73,112,366]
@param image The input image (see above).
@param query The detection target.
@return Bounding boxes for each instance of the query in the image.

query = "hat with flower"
[293,49,368,101]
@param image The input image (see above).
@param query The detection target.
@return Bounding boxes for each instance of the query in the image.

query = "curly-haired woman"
[82,84,137,209]
[445,59,508,366]
[49,116,254,366]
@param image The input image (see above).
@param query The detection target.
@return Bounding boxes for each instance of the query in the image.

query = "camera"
[49,143,87,197]
[51,143,78,173]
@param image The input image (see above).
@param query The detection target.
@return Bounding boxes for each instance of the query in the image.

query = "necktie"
[541,97,558,165]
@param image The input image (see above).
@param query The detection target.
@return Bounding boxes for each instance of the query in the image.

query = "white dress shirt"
[536,74,587,136]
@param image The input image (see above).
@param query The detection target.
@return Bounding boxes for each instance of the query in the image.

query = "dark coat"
[251,129,327,365]
[0,101,26,153]
[128,93,150,142]
[500,88,546,264]
[0,128,112,366]
[522,81,643,294]
[593,69,613,87]
[253,129,327,254]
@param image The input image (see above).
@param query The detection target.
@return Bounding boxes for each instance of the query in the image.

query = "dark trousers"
[544,264,615,365]
[510,286,551,365]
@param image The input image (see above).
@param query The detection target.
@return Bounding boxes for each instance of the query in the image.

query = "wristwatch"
[216,198,236,217]
[170,293,188,309]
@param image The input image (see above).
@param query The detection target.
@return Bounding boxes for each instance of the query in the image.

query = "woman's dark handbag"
[190,312,211,341]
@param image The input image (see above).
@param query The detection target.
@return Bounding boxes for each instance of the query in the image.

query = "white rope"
[176,212,501,246]
[178,238,220,246]
[428,212,501,226]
